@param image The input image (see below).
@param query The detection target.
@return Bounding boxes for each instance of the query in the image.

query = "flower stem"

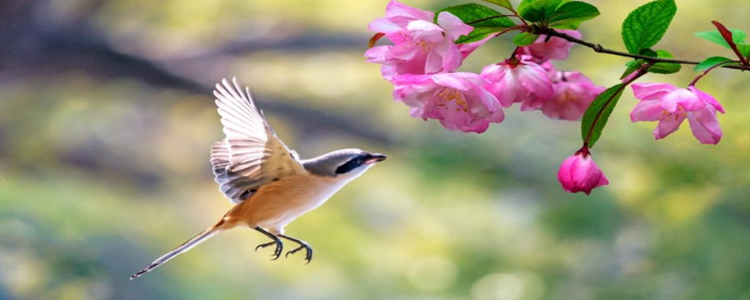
[583,65,650,146]
[689,60,739,86]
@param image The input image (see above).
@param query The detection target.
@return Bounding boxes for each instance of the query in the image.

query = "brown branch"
[536,27,750,71]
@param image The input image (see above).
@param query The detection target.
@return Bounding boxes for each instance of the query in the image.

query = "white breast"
[243,166,371,234]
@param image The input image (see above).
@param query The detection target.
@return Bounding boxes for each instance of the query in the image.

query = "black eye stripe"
[335,154,369,175]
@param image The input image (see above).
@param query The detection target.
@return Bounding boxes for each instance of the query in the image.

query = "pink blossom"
[480,56,553,109]
[392,72,505,133]
[557,150,609,195]
[630,83,724,144]
[365,1,473,80]
[457,34,496,59]
[518,30,582,61]
[542,69,605,121]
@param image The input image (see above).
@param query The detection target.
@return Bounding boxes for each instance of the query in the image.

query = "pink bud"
[557,151,609,195]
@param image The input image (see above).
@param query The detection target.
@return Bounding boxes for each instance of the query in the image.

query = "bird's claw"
[255,241,283,260]
[284,244,313,264]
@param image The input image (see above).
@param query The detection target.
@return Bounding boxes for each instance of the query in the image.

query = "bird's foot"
[285,244,313,264]
[254,227,284,260]
[254,240,283,260]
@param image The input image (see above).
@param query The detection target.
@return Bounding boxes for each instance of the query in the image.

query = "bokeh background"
[1,0,750,299]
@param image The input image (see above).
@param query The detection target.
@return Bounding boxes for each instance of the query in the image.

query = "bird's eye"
[335,155,367,175]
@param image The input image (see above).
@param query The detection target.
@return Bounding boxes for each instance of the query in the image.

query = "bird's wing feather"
[211,78,303,204]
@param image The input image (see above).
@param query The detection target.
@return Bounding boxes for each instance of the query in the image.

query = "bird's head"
[302,148,387,179]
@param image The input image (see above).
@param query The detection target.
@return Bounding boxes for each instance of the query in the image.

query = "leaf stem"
[536,27,750,71]
[689,60,738,86]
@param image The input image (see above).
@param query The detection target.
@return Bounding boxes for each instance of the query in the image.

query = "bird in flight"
[131,78,386,279]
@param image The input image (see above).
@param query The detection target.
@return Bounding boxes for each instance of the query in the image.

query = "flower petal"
[687,107,722,144]
[630,100,664,122]
[663,88,705,112]
[653,112,686,140]
[437,12,473,40]
[631,83,677,101]
[690,86,725,113]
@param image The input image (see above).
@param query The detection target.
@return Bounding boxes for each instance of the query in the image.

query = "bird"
[130,78,386,280]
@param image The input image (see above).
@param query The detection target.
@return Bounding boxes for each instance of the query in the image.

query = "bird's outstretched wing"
[211,78,303,204]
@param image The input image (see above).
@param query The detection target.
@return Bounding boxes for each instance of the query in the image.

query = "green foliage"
[581,83,626,147]
[621,59,643,79]
[513,32,540,46]
[547,1,600,30]
[518,0,563,22]
[516,0,599,29]
[738,43,750,58]
[695,28,747,49]
[436,3,516,43]
[694,56,733,72]
[647,49,682,74]
[480,0,514,11]
[621,0,677,54]
[622,49,680,78]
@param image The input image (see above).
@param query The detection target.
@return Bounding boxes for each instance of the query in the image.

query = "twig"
[536,27,749,71]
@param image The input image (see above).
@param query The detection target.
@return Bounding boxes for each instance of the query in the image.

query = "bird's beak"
[365,153,387,164]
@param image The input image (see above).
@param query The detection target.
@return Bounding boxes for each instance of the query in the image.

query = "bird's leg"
[254,227,283,260]
[279,234,313,264]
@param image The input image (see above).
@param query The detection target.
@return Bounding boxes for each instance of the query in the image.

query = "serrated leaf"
[437,4,515,27]
[693,56,733,72]
[481,0,514,11]
[581,83,626,147]
[513,32,540,46]
[620,59,643,79]
[649,50,681,74]
[517,0,534,15]
[437,3,516,44]
[621,0,677,55]
[548,1,600,30]
[695,29,747,49]
[518,0,563,22]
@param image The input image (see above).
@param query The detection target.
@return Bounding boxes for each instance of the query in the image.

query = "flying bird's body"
[130,78,385,279]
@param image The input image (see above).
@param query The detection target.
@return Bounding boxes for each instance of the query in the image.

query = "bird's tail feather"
[130,219,226,280]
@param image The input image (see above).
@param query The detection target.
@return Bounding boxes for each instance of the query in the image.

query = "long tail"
[130,219,226,280]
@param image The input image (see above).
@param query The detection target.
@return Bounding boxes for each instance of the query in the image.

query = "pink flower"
[457,34,496,59]
[630,83,724,144]
[542,69,605,121]
[365,1,473,80]
[518,30,582,61]
[557,150,609,195]
[480,56,553,109]
[392,72,505,133]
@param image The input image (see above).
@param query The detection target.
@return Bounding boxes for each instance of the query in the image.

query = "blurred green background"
[1,0,750,299]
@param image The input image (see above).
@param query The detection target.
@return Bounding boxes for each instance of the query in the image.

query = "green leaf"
[481,0,514,11]
[548,1,600,30]
[648,50,681,74]
[693,56,733,72]
[437,3,516,44]
[695,29,747,49]
[738,43,750,58]
[621,0,677,54]
[518,0,563,22]
[456,27,507,43]
[581,84,626,148]
[513,32,540,46]
[620,59,643,79]
[437,4,515,27]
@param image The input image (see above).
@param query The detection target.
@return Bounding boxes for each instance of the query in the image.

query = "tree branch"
[536,27,750,71]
